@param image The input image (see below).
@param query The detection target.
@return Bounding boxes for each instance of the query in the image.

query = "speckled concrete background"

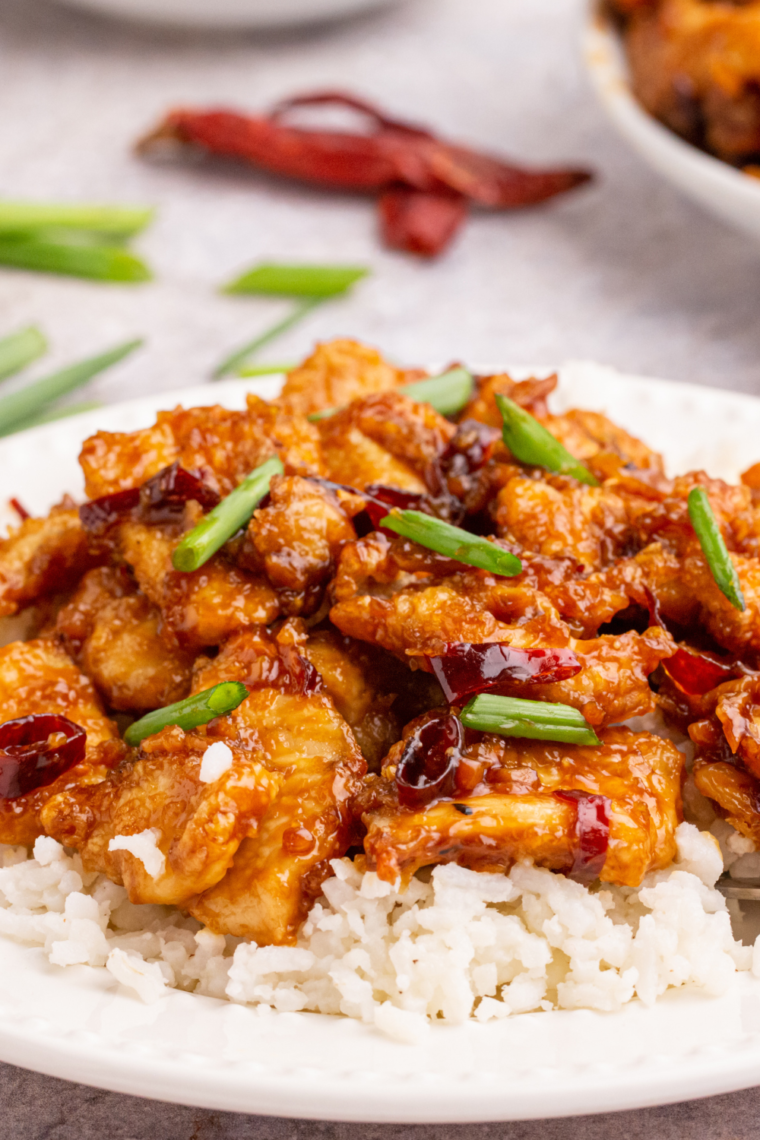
[1,0,760,1133]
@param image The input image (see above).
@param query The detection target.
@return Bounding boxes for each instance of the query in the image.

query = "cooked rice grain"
[0,824,756,1042]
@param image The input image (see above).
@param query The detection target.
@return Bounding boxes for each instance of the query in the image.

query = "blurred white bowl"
[584,3,760,242]
[53,0,399,28]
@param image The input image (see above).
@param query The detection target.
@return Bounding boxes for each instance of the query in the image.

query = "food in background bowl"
[607,0,760,171]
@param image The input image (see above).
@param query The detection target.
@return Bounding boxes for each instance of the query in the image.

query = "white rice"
[0,823,757,1043]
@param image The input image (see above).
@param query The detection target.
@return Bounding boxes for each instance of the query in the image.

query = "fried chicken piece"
[119,520,279,649]
[248,476,362,614]
[693,761,760,847]
[79,394,323,500]
[359,724,683,887]
[44,628,365,942]
[0,502,99,618]
[56,567,194,710]
[278,338,422,418]
[0,638,118,844]
[623,0,760,164]
[543,408,665,474]
[300,629,400,768]
[186,631,367,942]
[461,373,558,429]
[42,724,282,905]
[496,475,631,571]
[331,536,674,725]
[318,391,455,492]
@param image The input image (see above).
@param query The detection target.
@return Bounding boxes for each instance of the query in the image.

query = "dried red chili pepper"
[80,463,220,536]
[426,642,582,704]
[554,789,611,883]
[9,498,30,522]
[140,91,592,257]
[379,188,469,257]
[79,487,140,536]
[396,712,464,809]
[664,646,738,696]
[139,461,220,520]
[0,714,86,800]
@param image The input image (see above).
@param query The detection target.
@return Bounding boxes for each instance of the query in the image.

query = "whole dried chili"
[426,642,582,704]
[0,714,86,800]
[554,789,611,883]
[139,91,592,257]
[396,711,465,809]
[80,462,220,537]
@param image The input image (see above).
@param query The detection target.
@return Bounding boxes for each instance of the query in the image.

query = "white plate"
[583,4,760,243]
[4,362,760,1122]
[51,0,400,30]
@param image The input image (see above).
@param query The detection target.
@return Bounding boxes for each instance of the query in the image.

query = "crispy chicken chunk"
[56,567,194,710]
[79,395,323,500]
[278,338,422,418]
[318,391,455,492]
[0,503,99,618]
[119,520,279,650]
[44,628,366,943]
[359,724,683,887]
[248,476,362,614]
[0,638,118,844]
[331,536,674,725]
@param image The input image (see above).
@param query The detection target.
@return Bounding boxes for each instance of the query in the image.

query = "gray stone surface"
[4,1059,760,1139]
[1,0,760,1133]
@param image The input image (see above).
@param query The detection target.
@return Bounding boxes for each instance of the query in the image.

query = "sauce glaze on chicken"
[0,339,754,945]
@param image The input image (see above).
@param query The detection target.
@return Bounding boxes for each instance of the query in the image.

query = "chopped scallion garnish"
[0,202,154,238]
[0,339,142,437]
[213,298,322,380]
[306,366,475,423]
[460,694,601,745]
[401,367,474,417]
[236,362,297,378]
[124,681,249,747]
[687,487,745,611]
[223,262,369,298]
[381,509,522,577]
[0,326,47,382]
[495,393,598,486]
[172,455,284,572]
[0,237,151,282]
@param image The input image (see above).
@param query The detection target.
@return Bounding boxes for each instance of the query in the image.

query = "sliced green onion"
[0,338,142,437]
[306,366,475,423]
[236,362,297,378]
[214,298,322,380]
[307,405,339,423]
[172,455,284,572]
[0,400,101,438]
[381,509,522,577]
[401,367,474,417]
[0,237,151,282]
[124,681,249,747]
[0,326,47,381]
[0,202,153,237]
[688,487,746,611]
[223,262,368,298]
[460,694,601,746]
[495,393,598,486]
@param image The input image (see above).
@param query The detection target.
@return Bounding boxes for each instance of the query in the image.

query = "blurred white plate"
[583,3,760,242]
[51,0,399,29]
[3,363,760,1121]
